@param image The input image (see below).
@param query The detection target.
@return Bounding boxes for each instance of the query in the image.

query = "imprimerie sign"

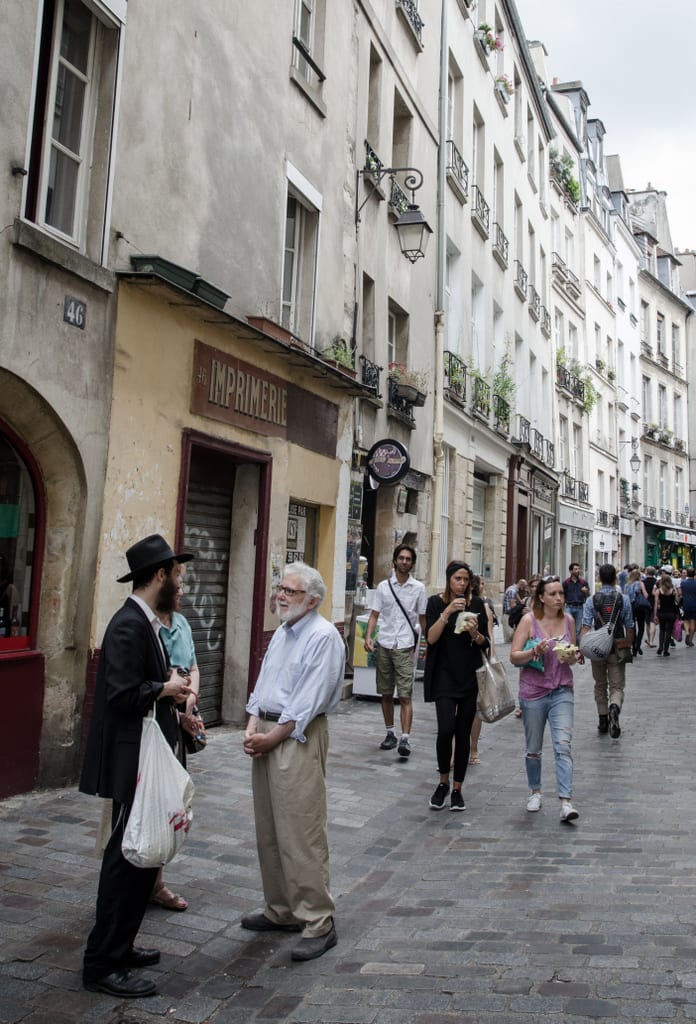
[191,340,338,457]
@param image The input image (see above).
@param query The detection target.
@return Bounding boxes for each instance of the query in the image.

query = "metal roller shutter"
[182,481,232,724]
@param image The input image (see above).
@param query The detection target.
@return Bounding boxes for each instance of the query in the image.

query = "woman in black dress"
[424,561,490,811]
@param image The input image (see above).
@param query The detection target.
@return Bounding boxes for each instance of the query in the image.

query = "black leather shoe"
[290,921,337,961]
[127,946,161,967]
[597,715,608,734]
[84,968,156,998]
[241,912,301,932]
[380,732,398,750]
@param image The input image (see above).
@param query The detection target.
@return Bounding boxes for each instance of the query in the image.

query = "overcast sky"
[515,0,696,252]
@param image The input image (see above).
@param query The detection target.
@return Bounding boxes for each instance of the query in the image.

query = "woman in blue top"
[510,576,583,823]
[150,568,204,911]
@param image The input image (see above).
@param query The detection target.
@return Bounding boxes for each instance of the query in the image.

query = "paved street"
[2,639,696,1024]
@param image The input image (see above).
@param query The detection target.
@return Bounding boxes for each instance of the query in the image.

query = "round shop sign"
[367,439,410,485]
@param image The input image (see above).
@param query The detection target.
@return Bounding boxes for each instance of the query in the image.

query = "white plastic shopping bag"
[122,712,195,868]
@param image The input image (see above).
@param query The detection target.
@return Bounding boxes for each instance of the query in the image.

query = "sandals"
[150,882,188,912]
[468,752,481,765]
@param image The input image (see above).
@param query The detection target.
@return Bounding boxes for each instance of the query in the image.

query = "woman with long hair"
[510,576,582,823]
[654,573,679,656]
[424,562,490,811]
[625,567,649,656]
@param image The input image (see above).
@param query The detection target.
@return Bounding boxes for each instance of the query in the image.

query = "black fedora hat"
[117,534,194,583]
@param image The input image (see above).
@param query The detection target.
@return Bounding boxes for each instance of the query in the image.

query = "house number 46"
[63,296,86,330]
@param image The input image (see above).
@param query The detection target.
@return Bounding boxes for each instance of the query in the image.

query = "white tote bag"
[122,711,195,868]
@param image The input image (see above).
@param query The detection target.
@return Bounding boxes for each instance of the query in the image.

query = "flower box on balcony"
[395,383,426,407]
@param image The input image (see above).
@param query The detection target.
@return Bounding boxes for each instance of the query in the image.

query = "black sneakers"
[380,732,398,750]
[450,789,465,812]
[598,715,609,734]
[429,782,449,809]
[608,703,621,738]
[397,737,411,758]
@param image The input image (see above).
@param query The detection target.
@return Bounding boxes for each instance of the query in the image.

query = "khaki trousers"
[251,715,334,938]
[591,653,626,714]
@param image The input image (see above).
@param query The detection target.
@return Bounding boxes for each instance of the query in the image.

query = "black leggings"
[658,615,676,654]
[632,607,646,653]
[435,690,478,784]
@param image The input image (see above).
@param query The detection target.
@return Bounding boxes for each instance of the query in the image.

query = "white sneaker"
[560,800,579,822]
[526,792,542,812]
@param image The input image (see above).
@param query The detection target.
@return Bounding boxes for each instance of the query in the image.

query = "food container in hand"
[454,610,479,635]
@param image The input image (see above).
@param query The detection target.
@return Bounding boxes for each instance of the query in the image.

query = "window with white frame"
[291,0,326,97]
[672,323,680,370]
[25,0,124,259]
[657,384,667,428]
[572,423,581,479]
[675,468,683,518]
[640,300,649,343]
[659,461,667,511]
[656,312,665,354]
[281,164,321,343]
[387,299,409,371]
[674,394,683,440]
[642,376,651,423]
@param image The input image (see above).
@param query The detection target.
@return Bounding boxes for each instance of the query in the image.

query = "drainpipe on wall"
[429,0,448,591]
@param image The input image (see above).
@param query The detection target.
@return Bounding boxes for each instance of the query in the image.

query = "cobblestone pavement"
[2,641,696,1023]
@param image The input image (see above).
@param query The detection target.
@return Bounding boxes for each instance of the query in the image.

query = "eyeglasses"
[277,585,307,598]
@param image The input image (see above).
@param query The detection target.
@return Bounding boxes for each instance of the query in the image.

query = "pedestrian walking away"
[681,567,696,646]
[653,573,679,657]
[424,561,490,812]
[80,534,195,999]
[510,575,583,822]
[580,563,634,739]
[364,544,427,759]
[242,562,345,962]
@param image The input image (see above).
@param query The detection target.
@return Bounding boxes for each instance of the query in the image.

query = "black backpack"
[508,599,527,630]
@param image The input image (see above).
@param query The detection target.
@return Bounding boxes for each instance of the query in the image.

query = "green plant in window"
[322,337,355,369]
[582,375,597,414]
[492,351,516,403]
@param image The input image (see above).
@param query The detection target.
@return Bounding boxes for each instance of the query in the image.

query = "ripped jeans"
[520,685,574,799]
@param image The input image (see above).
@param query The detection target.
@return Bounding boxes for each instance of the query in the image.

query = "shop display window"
[0,436,36,650]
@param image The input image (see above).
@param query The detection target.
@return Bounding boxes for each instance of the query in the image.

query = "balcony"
[540,306,551,338]
[492,222,509,269]
[444,350,467,407]
[472,375,491,420]
[596,509,609,527]
[446,139,469,202]
[528,285,541,321]
[565,268,581,298]
[387,376,416,427]
[556,364,586,404]
[513,260,528,302]
[562,472,576,499]
[513,414,531,446]
[493,393,510,434]
[388,177,410,217]
[471,185,490,239]
[578,481,589,503]
[359,355,382,398]
[551,251,568,283]
[531,428,544,461]
[395,0,424,46]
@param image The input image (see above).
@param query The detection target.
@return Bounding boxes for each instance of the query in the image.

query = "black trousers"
[83,802,158,983]
[435,689,478,783]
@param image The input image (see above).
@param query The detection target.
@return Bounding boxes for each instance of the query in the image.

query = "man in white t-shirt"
[364,545,427,758]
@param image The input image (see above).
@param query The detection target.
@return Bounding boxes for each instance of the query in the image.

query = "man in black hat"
[80,534,194,998]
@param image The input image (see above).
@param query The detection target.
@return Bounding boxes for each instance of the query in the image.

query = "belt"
[258,709,281,721]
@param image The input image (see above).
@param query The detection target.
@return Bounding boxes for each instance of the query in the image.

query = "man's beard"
[158,574,178,615]
[277,597,311,623]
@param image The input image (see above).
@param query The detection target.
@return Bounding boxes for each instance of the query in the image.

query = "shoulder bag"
[579,593,622,662]
[476,653,515,723]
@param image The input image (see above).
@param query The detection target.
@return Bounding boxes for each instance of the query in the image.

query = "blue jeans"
[566,605,584,642]
[520,686,574,799]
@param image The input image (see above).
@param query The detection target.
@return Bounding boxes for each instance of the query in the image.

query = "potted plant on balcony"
[320,336,356,375]
[388,363,428,406]
[476,23,503,54]
[495,74,514,101]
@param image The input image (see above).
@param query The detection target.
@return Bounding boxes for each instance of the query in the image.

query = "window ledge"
[289,67,327,118]
[13,219,115,293]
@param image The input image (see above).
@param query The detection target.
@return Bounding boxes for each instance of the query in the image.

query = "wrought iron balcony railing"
[444,350,467,405]
[492,222,509,267]
[529,285,541,320]
[514,260,528,301]
[396,0,424,43]
[445,139,469,198]
[471,185,490,236]
[359,355,382,397]
[578,481,589,503]
[493,393,510,433]
[387,376,415,424]
[472,375,491,418]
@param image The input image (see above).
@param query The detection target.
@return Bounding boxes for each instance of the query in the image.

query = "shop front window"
[0,435,36,648]
[286,500,318,566]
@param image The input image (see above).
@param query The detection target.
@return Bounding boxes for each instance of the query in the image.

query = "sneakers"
[608,703,621,738]
[380,732,397,750]
[397,737,411,758]
[597,715,609,734]
[527,792,542,812]
[560,801,579,822]
[450,789,465,811]
[429,782,449,809]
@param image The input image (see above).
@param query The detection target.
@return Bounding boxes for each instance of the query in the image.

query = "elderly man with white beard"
[241,562,345,961]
